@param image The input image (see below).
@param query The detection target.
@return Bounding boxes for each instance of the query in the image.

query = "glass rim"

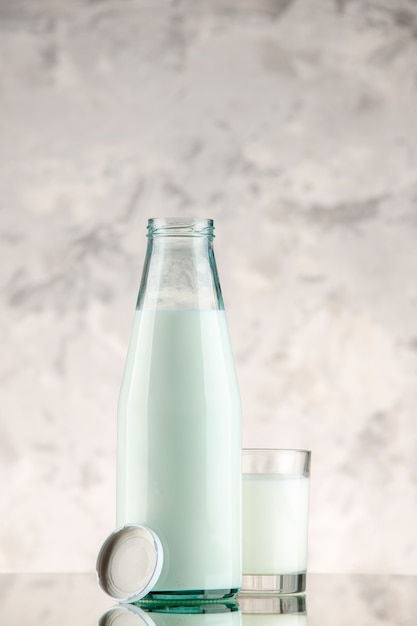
[242,448,311,477]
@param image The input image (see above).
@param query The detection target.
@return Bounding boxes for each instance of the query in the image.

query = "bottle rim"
[147,217,214,238]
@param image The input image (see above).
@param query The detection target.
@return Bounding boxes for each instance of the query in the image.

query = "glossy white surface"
[0,574,416,626]
[1,0,417,574]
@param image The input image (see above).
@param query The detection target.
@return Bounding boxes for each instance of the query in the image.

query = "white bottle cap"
[96,524,163,603]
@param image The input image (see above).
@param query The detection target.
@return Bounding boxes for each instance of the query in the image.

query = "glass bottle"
[116,217,242,600]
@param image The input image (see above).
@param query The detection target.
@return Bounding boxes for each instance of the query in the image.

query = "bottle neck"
[137,218,224,311]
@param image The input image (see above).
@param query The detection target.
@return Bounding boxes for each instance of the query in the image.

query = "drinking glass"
[241,449,311,594]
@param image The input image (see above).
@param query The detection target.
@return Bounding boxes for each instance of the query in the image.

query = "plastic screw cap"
[96,524,163,603]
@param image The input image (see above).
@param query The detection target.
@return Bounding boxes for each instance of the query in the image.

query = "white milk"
[242,475,310,575]
[117,309,241,593]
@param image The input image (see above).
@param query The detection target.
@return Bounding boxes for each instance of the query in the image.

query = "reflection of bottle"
[116,218,242,599]
[98,603,241,626]
[240,596,307,626]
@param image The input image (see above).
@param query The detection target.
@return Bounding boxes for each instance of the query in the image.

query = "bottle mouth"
[147,217,214,238]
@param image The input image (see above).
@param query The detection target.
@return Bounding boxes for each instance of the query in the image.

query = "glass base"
[240,572,306,594]
[137,588,240,604]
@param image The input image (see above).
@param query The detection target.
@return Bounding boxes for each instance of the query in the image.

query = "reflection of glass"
[242,449,311,594]
[240,595,307,626]
[99,602,242,626]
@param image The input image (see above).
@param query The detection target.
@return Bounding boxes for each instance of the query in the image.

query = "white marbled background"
[1,0,417,575]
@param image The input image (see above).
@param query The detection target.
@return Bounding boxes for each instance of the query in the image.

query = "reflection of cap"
[239,594,306,615]
[98,604,157,626]
[96,524,163,603]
